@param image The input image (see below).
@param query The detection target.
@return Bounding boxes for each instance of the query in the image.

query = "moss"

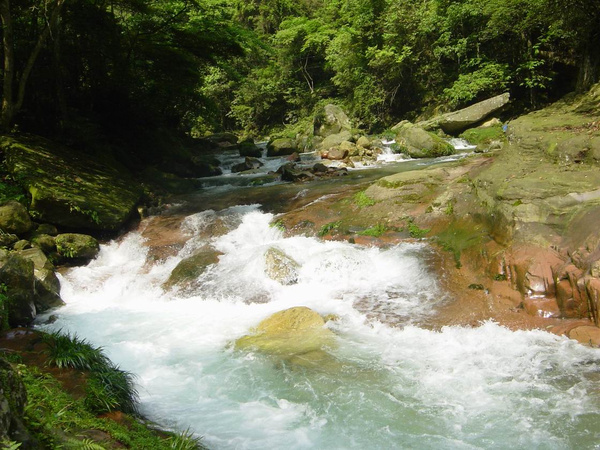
[358,224,387,237]
[354,190,376,207]
[459,125,505,145]
[318,221,342,237]
[435,220,485,268]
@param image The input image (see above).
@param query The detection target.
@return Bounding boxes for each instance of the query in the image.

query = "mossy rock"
[238,140,262,158]
[1,135,142,232]
[0,201,33,235]
[394,123,454,158]
[267,138,297,157]
[55,233,99,261]
[0,358,35,446]
[163,249,221,290]
[0,253,36,327]
[459,125,505,146]
[235,306,336,363]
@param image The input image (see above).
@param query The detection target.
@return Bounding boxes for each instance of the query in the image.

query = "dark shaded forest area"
[1,0,598,156]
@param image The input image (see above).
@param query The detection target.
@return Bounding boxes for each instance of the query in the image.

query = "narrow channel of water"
[38,198,600,449]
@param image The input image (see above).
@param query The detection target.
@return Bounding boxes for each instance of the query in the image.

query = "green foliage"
[84,367,139,415]
[18,364,184,449]
[407,220,430,239]
[358,224,387,237]
[318,221,342,237]
[353,191,375,207]
[169,428,203,450]
[42,331,139,414]
[443,62,510,108]
[42,332,109,371]
[0,283,10,332]
[0,440,22,450]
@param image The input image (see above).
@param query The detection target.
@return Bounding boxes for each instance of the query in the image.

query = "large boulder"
[423,93,510,134]
[235,307,336,363]
[0,201,33,235]
[55,233,99,261]
[319,130,353,151]
[394,122,454,158]
[203,132,238,148]
[238,139,262,158]
[1,135,142,232]
[314,104,352,138]
[0,253,36,327]
[264,247,299,285]
[267,138,297,157]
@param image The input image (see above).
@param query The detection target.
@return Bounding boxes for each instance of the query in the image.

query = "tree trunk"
[0,0,15,132]
[0,0,66,132]
[576,43,600,92]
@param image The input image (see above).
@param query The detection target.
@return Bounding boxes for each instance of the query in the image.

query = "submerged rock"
[264,247,299,285]
[231,157,264,173]
[163,248,221,290]
[235,306,336,364]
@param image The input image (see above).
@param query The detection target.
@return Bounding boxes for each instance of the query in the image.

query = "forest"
[1,0,599,150]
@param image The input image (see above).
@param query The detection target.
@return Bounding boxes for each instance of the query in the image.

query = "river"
[38,151,600,449]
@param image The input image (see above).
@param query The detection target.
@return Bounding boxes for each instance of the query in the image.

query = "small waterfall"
[37,206,600,450]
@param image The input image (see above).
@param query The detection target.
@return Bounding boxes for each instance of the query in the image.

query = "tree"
[0,0,66,131]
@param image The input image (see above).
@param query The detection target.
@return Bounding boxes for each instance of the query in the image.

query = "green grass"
[407,221,430,238]
[318,221,342,237]
[358,224,387,237]
[42,331,139,414]
[353,191,376,207]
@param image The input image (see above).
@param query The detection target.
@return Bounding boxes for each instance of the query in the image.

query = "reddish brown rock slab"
[568,325,600,347]
[522,297,561,318]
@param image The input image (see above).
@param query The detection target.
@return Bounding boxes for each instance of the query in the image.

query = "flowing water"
[37,157,600,449]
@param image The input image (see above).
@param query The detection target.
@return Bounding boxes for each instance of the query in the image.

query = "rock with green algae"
[0,253,36,327]
[1,135,142,232]
[235,307,337,366]
[163,248,221,290]
[55,233,99,261]
[18,247,63,312]
[392,122,454,158]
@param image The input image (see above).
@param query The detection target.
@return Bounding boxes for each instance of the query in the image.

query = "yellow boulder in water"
[235,306,336,365]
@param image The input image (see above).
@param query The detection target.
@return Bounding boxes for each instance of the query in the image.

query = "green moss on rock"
[1,135,142,232]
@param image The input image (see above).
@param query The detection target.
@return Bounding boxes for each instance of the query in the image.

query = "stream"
[37,153,600,449]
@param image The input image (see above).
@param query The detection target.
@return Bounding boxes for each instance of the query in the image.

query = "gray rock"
[437,93,510,134]
[320,130,353,151]
[12,240,31,251]
[356,136,372,149]
[163,249,221,290]
[18,247,63,312]
[0,233,18,248]
[30,233,56,253]
[238,140,262,158]
[35,223,58,236]
[0,201,33,235]
[264,247,299,285]
[314,104,352,138]
[232,157,264,173]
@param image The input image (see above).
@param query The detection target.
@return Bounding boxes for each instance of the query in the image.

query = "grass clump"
[407,220,430,238]
[354,191,376,208]
[42,331,138,414]
[42,331,109,370]
[358,224,387,237]
[318,221,342,237]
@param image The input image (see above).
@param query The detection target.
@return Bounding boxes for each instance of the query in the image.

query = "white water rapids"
[38,205,600,449]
